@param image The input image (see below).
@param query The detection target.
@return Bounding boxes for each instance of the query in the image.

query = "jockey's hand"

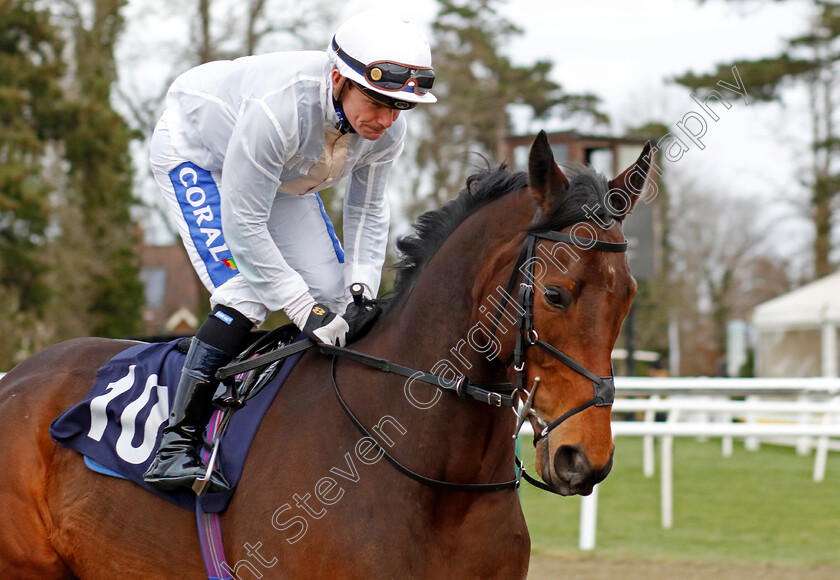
[303,304,349,347]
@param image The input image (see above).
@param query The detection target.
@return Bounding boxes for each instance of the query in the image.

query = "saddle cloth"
[49,338,303,513]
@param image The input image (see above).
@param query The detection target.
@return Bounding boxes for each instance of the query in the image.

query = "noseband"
[495,213,626,445]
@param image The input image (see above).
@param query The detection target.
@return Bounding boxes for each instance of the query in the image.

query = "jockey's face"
[332,70,401,141]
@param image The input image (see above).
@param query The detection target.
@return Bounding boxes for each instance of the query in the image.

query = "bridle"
[496,213,625,445]
[324,212,626,493]
[215,212,628,493]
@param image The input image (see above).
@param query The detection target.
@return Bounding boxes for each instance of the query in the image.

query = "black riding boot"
[143,338,232,493]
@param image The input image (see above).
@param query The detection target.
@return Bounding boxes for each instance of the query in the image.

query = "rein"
[217,340,516,408]
[218,339,533,493]
[327,356,523,492]
[317,343,517,407]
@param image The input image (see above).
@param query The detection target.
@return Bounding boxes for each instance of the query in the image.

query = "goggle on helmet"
[330,11,437,110]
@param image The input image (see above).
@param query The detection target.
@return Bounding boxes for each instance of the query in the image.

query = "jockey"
[143,11,436,493]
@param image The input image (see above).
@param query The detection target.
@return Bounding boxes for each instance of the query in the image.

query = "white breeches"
[149,116,346,326]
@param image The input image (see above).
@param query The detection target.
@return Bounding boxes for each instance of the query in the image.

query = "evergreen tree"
[0,0,143,367]
[409,0,607,217]
[59,0,144,337]
[0,0,65,312]
[675,1,840,278]
[0,0,67,366]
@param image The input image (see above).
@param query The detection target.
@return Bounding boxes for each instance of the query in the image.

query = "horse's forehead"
[565,250,631,292]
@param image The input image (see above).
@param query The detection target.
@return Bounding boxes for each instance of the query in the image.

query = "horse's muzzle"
[537,441,614,496]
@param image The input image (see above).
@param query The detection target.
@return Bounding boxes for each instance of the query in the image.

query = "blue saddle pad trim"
[50,337,304,513]
[84,455,128,480]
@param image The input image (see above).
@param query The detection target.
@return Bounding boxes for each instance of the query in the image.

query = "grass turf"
[519,437,840,566]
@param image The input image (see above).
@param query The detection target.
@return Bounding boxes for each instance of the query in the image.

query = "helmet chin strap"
[332,76,355,135]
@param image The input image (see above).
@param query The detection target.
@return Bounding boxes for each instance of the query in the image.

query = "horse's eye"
[544,286,572,310]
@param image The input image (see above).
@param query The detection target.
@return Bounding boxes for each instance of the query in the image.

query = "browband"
[529,230,628,253]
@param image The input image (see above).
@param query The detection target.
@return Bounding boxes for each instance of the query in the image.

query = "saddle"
[49,324,307,513]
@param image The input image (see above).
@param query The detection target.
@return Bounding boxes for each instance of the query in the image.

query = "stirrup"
[144,462,230,494]
[193,437,223,496]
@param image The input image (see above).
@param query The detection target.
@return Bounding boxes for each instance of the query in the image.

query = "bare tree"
[114,0,338,244]
[666,170,793,375]
[677,2,840,278]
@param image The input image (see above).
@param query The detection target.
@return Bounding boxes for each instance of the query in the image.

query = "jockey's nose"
[379,109,400,128]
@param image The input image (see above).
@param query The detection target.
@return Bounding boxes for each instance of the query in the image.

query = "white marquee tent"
[752,271,840,377]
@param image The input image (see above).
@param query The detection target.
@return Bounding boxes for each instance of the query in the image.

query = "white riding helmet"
[329,11,437,109]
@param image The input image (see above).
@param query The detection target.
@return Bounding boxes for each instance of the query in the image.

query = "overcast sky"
[344,0,815,256]
[495,0,811,193]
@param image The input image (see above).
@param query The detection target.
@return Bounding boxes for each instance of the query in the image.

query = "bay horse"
[0,132,650,579]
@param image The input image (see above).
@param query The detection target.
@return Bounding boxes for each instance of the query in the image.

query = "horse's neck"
[371,322,515,487]
[382,247,507,384]
[361,231,519,486]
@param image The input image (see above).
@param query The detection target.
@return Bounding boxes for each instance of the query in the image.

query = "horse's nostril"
[551,444,614,493]
[553,444,592,485]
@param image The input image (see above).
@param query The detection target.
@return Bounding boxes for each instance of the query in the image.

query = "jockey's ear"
[528,130,569,215]
[331,69,346,100]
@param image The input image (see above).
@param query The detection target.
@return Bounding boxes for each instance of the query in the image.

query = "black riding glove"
[302,304,349,347]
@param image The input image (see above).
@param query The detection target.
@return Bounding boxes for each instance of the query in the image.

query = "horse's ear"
[528,130,569,213]
[607,142,653,222]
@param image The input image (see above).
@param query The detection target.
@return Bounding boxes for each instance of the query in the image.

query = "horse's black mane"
[385,164,614,307]
[390,168,527,300]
